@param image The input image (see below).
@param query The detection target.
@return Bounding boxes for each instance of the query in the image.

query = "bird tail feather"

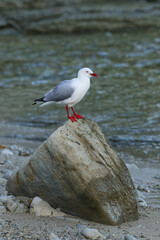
[32,97,45,105]
[39,102,53,107]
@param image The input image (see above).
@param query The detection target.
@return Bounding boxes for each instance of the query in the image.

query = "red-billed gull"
[32,67,98,122]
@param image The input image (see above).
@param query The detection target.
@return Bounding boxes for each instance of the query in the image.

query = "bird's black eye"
[86,71,88,73]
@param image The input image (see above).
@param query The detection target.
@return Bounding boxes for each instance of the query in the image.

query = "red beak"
[90,73,98,77]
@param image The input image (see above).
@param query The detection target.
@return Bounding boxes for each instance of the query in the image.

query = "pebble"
[5,199,18,212]
[154,174,160,180]
[0,177,7,184]
[49,232,61,240]
[77,224,87,230]
[1,149,14,155]
[18,150,30,156]
[0,205,7,213]
[80,228,106,240]
[137,198,147,207]
[15,203,28,213]
[124,234,137,240]
[4,199,28,213]
[30,196,65,217]
[137,185,150,192]
[0,158,5,164]
[0,145,7,149]
[15,196,32,207]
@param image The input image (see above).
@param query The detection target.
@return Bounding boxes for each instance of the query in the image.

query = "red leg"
[66,105,77,122]
[71,107,83,119]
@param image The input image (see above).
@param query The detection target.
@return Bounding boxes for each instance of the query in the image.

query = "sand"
[0,206,160,240]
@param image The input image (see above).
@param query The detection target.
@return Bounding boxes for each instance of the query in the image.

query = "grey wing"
[44,80,74,102]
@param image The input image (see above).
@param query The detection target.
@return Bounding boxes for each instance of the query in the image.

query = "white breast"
[67,78,90,107]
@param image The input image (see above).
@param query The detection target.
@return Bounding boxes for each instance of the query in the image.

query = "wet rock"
[30,196,65,217]
[7,119,138,225]
[80,228,105,240]
[49,232,61,240]
[124,234,137,240]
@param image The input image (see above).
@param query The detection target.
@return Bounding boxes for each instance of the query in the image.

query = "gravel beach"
[0,206,160,240]
[0,123,160,240]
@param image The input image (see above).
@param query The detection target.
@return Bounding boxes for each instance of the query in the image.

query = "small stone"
[0,159,5,164]
[4,198,28,213]
[15,203,28,213]
[0,177,7,184]
[0,145,7,149]
[1,149,14,155]
[49,232,60,240]
[137,198,147,207]
[15,196,32,207]
[0,205,7,213]
[124,234,137,240]
[77,224,87,230]
[140,234,145,238]
[154,174,160,179]
[137,185,149,192]
[80,228,105,240]
[18,150,30,156]
[5,199,18,212]
[30,196,65,217]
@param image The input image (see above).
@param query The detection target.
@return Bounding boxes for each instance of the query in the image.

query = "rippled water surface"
[0,29,160,205]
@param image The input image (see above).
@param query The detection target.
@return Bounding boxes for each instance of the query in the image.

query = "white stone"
[0,195,14,203]
[49,232,61,240]
[0,205,7,213]
[30,196,66,217]
[137,198,147,207]
[80,228,105,240]
[1,149,14,155]
[125,235,137,240]
[4,198,28,213]
[15,203,28,213]
[5,199,18,212]
[0,177,7,184]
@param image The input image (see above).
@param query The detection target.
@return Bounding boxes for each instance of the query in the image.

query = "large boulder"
[7,119,138,225]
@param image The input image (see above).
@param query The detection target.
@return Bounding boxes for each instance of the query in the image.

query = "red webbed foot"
[74,114,83,119]
[68,115,77,122]
[71,107,83,119]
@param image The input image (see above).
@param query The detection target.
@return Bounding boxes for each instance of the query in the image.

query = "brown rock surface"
[7,119,138,225]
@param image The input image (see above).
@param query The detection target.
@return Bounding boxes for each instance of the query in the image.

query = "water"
[0,29,160,206]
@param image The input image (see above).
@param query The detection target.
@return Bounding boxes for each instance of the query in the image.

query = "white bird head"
[77,68,98,79]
